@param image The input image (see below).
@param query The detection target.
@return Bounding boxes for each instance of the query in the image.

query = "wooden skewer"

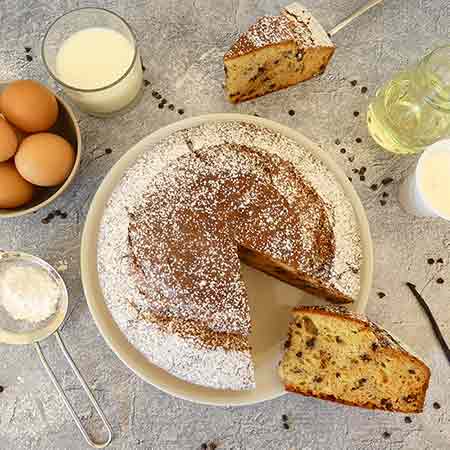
[406,282,450,364]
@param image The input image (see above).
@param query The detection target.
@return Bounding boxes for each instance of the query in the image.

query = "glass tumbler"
[42,8,143,117]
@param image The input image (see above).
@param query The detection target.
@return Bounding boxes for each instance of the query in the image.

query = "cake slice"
[224,3,335,103]
[279,306,431,413]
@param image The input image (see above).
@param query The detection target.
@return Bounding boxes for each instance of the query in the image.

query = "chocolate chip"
[158,102,164,109]
[355,137,362,143]
[350,80,357,87]
[26,55,33,62]
[403,394,417,403]
[371,342,378,351]
[340,148,346,154]
[380,200,387,206]
[408,369,416,374]
[105,148,112,154]
[359,167,367,175]
[348,177,352,182]
[0,386,4,393]
[382,192,389,198]
[54,210,61,216]
[288,109,295,116]
[348,156,355,162]
[283,422,290,430]
[60,213,67,219]
[433,402,441,409]
[152,91,159,98]
[303,317,319,335]
[377,292,386,298]
[295,351,302,358]
[168,104,175,110]
[361,86,368,94]
[201,444,208,450]
[41,218,49,224]
[284,334,292,349]
[161,98,168,105]
[353,111,360,117]
[25,46,31,53]
[370,184,378,191]
[383,432,391,439]
[381,177,394,186]
[359,175,366,181]
[352,168,359,174]
[282,414,288,422]
[143,79,150,87]
[436,278,444,284]
[178,109,184,115]
[313,376,323,383]
[404,416,412,423]
[437,258,444,263]
[427,258,435,265]
[335,139,341,145]
[335,372,341,378]
[306,337,316,348]
[335,336,343,343]
[47,213,54,220]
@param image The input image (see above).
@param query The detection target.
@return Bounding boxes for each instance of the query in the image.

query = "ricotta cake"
[280,306,430,412]
[224,3,335,103]
[97,121,361,390]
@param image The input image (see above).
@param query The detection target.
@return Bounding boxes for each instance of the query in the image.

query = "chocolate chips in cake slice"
[223,4,335,103]
[279,306,430,413]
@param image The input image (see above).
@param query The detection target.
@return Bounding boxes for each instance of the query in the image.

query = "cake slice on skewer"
[224,3,335,103]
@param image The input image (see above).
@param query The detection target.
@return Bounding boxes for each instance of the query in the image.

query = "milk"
[56,27,143,115]
[398,139,450,219]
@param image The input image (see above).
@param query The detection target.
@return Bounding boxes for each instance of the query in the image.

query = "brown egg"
[1,80,58,133]
[0,161,33,208]
[15,133,75,187]
[0,117,18,162]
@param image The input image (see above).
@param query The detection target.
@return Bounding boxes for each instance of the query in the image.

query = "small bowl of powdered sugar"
[0,251,68,344]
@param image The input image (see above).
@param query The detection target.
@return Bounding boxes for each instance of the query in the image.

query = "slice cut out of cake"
[279,306,431,413]
[224,3,335,103]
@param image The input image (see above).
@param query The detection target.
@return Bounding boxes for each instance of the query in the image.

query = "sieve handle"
[34,331,113,448]
[328,0,384,37]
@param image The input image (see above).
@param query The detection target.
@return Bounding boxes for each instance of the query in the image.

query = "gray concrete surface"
[0,1,449,449]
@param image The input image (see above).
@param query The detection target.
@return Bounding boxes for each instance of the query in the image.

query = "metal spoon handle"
[34,331,113,448]
[328,0,384,37]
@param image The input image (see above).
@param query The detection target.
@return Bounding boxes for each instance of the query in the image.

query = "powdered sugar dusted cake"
[97,121,361,390]
[224,3,335,103]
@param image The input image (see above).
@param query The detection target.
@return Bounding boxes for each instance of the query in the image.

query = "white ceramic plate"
[81,114,373,406]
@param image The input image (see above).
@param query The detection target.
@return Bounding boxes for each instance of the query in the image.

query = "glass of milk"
[42,8,143,117]
[398,139,450,220]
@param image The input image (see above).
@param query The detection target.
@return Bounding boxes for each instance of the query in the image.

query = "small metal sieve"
[0,250,112,448]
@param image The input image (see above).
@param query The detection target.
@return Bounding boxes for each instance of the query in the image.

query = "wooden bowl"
[0,81,81,218]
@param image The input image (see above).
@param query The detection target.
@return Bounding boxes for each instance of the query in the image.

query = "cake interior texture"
[279,307,431,413]
[224,3,335,103]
